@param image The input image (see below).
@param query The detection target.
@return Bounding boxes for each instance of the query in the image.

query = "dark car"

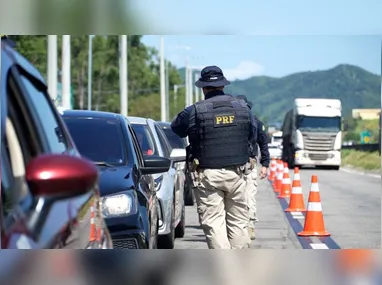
[0,37,113,249]
[157,121,195,206]
[62,110,170,249]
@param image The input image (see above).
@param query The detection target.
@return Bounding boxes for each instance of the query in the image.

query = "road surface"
[175,167,381,249]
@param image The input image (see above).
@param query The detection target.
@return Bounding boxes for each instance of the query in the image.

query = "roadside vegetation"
[341,149,380,170]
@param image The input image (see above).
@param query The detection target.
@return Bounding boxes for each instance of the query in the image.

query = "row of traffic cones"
[268,159,330,237]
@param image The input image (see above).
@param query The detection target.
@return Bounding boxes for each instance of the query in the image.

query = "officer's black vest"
[192,95,251,169]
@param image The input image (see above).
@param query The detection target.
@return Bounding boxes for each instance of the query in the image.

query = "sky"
[135,0,382,81]
[142,35,381,80]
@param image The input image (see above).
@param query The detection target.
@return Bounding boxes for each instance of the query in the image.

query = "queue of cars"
[0,36,194,249]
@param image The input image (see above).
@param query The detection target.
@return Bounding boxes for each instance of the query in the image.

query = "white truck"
[281,98,342,170]
[268,131,283,159]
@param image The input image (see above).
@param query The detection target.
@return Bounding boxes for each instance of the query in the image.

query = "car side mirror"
[26,154,98,198]
[170,148,186,163]
[141,155,171,175]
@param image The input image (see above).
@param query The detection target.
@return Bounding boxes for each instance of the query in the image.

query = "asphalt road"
[175,167,381,249]
[296,167,380,249]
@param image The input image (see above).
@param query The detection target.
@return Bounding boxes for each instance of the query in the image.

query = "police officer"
[236,95,270,240]
[171,66,258,249]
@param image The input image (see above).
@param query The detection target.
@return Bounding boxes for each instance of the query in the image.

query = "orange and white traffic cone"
[272,161,278,189]
[285,167,306,212]
[268,159,277,182]
[274,160,284,192]
[277,163,291,198]
[89,203,97,242]
[298,175,330,237]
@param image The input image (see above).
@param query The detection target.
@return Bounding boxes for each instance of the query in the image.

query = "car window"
[131,124,158,156]
[20,75,68,154]
[155,125,171,158]
[127,123,144,167]
[1,72,37,221]
[1,143,14,216]
[161,127,186,149]
[63,117,127,165]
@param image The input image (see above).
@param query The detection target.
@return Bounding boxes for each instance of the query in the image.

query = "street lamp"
[87,35,95,110]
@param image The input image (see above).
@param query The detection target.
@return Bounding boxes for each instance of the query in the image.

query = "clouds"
[191,60,264,81]
[170,45,192,51]
[222,61,264,81]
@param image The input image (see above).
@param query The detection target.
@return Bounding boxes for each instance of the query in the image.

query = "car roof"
[157,121,171,128]
[61,109,122,120]
[127,116,157,125]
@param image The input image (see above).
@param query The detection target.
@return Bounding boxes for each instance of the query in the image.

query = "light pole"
[119,35,128,117]
[160,36,166,122]
[47,35,58,102]
[61,35,71,109]
[87,35,95,110]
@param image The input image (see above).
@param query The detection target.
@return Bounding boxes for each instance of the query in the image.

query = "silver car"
[129,116,186,249]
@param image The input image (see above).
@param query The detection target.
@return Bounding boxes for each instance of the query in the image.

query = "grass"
[341,149,381,170]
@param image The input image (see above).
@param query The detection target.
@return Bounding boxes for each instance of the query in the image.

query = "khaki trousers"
[246,166,259,227]
[194,167,251,249]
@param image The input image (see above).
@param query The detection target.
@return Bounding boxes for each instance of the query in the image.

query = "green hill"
[178,64,381,123]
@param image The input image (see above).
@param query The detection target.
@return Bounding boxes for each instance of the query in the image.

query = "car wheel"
[175,204,185,238]
[158,204,175,249]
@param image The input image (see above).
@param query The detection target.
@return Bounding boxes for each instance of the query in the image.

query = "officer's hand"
[259,167,267,179]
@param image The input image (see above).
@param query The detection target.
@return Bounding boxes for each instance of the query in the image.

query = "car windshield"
[297,116,341,132]
[161,127,185,149]
[63,117,127,165]
[131,124,159,156]
[272,136,282,144]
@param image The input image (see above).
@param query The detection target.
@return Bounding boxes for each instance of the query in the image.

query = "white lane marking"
[16,235,32,249]
[340,167,381,179]
[310,243,329,249]
[291,212,305,219]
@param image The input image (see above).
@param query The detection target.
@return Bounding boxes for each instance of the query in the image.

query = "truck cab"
[282,98,342,170]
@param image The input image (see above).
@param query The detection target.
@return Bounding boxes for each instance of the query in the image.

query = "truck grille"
[112,238,139,249]
[308,153,329,161]
[302,133,336,152]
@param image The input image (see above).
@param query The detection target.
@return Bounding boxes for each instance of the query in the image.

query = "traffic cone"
[272,160,278,189]
[274,160,284,192]
[89,203,96,242]
[285,167,306,212]
[277,164,291,198]
[272,159,279,189]
[298,175,330,237]
[268,159,277,181]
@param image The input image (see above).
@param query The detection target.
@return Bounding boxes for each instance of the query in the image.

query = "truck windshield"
[297,116,341,132]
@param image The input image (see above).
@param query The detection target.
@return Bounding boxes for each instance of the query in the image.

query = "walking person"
[171,66,259,249]
[236,95,270,240]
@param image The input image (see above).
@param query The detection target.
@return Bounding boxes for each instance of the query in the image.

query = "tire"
[158,204,175,249]
[330,166,340,170]
[175,205,185,238]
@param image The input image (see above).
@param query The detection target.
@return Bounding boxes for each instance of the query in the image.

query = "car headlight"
[154,175,163,191]
[101,193,135,218]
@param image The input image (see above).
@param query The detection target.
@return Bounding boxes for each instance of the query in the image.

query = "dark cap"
[195,65,230,88]
[236,95,253,110]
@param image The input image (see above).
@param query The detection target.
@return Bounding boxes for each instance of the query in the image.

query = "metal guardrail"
[342,143,380,152]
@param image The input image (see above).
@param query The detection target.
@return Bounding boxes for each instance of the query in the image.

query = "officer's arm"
[248,110,256,141]
[258,121,270,168]
[171,105,195,138]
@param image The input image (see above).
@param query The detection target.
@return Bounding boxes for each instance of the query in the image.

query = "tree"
[7,35,184,120]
